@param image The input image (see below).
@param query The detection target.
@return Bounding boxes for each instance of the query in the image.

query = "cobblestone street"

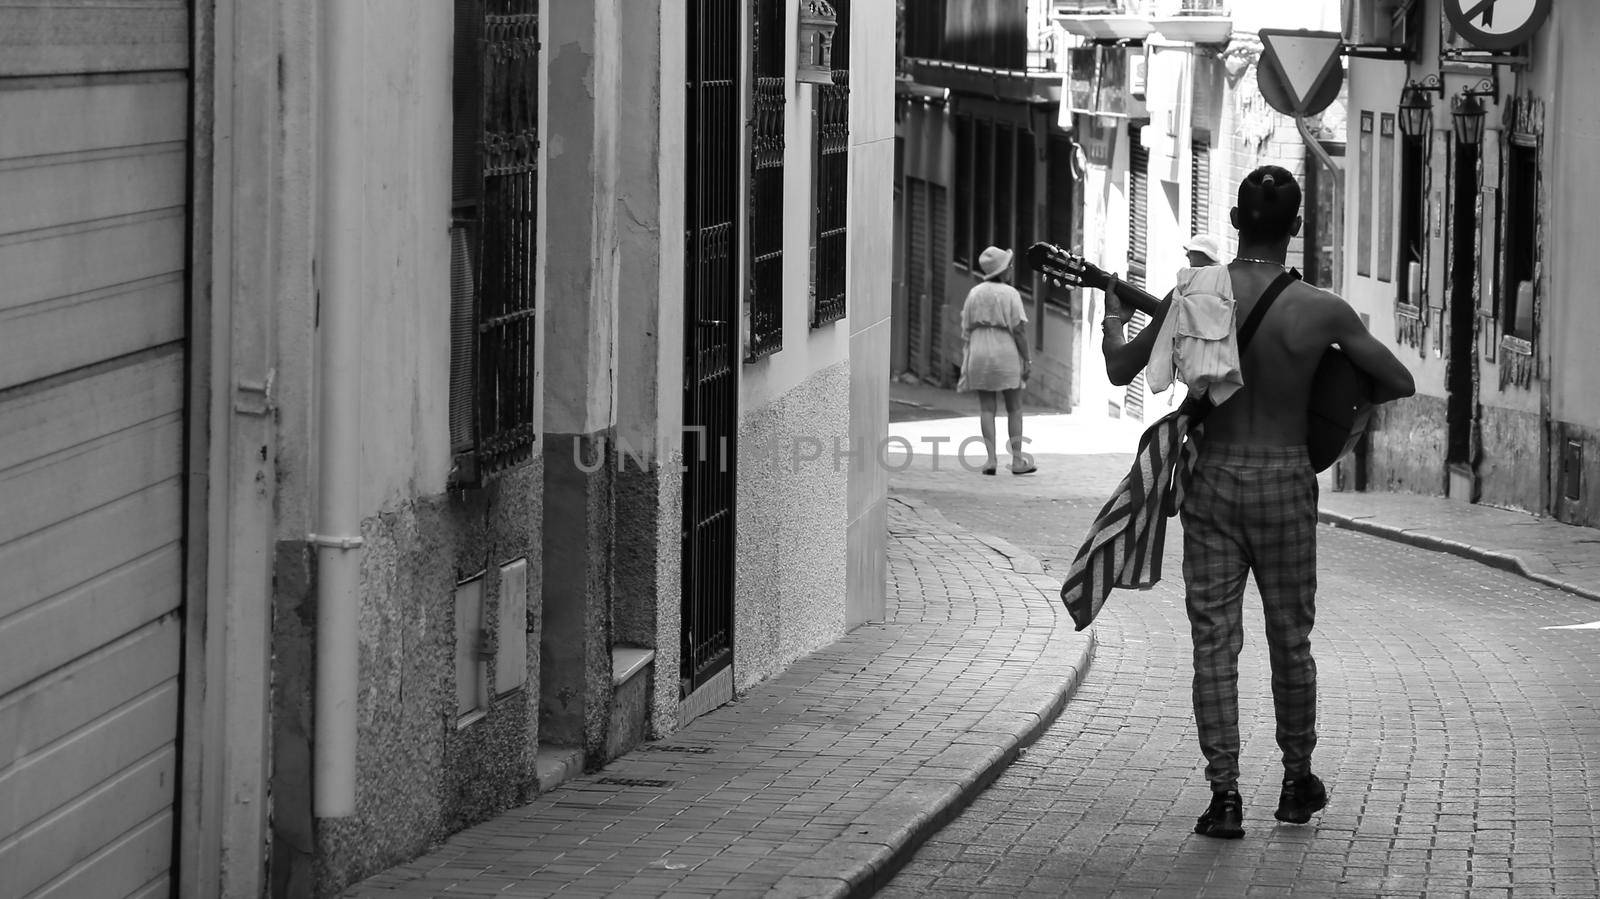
[883,426,1600,897]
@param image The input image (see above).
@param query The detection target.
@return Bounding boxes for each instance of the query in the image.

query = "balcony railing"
[1056,0,1227,13]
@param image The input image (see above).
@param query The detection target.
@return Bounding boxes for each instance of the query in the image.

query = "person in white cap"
[1184,232,1224,268]
[957,245,1036,475]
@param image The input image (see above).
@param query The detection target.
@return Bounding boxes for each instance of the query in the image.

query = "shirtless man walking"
[1101,165,1416,838]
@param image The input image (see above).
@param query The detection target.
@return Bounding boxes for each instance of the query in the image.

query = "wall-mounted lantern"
[1397,72,1496,145]
[1452,91,1488,146]
[797,0,837,85]
[1397,82,1435,141]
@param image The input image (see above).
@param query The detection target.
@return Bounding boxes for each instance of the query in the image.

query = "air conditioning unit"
[1342,0,1419,60]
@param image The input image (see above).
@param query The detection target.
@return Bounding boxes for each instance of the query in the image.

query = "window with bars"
[810,0,850,328]
[746,0,785,359]
[952,114,1038,285]
[683,0,741,692]
[450,0,540,485]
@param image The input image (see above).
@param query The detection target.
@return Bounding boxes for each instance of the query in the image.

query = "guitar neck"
[1106,279,1164,318]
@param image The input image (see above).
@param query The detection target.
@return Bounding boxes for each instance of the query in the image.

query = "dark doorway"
[1302,141,1347,291]
[681,0,739,695]
[1446,140,1479,466]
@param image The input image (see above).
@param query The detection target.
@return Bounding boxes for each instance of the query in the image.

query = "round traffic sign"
[1443,0,1552,52]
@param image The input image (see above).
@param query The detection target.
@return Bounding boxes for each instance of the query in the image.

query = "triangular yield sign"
[1259,30,1343,113]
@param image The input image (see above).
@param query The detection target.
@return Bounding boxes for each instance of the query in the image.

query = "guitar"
[1026,241,1374,473]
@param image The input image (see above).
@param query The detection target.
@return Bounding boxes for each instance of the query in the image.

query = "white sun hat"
[977,246,1014,281]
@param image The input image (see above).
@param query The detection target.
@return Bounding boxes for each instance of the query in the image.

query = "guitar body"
[1306,347,1375,473]
[1026,240,1377,472]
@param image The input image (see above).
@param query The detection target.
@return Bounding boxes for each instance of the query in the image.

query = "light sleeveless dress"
[956,280,1028,393]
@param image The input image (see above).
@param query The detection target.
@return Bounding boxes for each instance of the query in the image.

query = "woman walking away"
[958,246,1036,476]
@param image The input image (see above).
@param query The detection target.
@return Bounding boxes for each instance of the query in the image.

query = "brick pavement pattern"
[887,456,1600,898]
[1319,490,1600,603]
[343,499,1092,898]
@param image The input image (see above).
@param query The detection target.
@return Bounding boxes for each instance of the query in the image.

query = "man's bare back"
[1200,264,1339,446]
[1103,262,1414,442]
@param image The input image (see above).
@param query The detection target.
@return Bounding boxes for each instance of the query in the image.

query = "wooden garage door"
[0,4,191,897]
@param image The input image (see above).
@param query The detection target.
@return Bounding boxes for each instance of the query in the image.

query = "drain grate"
[640,744,714,754]
[595,777,675,788]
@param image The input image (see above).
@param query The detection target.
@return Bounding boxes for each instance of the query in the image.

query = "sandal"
[1011,463,1038,476]
[981,466,997,476]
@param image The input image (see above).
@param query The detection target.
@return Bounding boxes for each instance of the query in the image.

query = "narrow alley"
[884,389,1600,898]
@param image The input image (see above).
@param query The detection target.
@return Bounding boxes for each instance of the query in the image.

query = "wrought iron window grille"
[810,0,849,329]
[450,0,541,487]
[746,0,786,361]
[682,0,740,693]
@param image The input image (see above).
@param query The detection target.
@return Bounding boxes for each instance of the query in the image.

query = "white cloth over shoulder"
[1146,263,1244,405]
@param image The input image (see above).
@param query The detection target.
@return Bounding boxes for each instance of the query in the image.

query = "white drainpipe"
[311,0,364,818]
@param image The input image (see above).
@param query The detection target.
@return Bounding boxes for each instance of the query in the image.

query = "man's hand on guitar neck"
[1103,273,1134,326]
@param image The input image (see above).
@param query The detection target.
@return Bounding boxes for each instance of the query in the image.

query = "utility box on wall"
[1564,439,1583,503]
[797,0,837,84]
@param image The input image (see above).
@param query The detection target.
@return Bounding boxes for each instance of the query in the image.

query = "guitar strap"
[1174,268,1299,423]
[1235,268,1301,354]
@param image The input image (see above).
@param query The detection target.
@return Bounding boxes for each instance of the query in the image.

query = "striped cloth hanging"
[1060,404,1204,631]
[1061,269,1298,630]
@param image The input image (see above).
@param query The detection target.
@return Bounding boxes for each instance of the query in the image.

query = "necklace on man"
[1234,256,1286,267]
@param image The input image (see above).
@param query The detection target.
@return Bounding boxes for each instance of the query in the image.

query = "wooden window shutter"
[1190,137,1210,238]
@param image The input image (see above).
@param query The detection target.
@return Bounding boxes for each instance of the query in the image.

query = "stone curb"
[1319,510,1600,604]
[840,496,1090,897]
[834,626,1096,899]
[344,497,1095,899]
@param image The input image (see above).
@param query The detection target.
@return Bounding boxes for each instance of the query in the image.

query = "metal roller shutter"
[930,182,949,384]
[0,3,191,895]
[1191,138,1211,238]
[1125,130,1149,422]
[906,179,929,380]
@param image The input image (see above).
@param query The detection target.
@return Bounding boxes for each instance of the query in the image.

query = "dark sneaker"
[1195,790,1244,839]
[1275,773,1328,824]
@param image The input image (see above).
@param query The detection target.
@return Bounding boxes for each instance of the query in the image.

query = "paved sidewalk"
[345,499,1092,898]
[1318,487,1600,604]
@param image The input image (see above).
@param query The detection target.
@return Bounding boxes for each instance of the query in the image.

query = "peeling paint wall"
[282,467,544,898]
[1478,405,1542,513]
[1342,0,1600,518]
[1365,394,1448,496]
[269,4,547,895]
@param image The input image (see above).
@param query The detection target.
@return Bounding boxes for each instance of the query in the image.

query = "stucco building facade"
[1341,0,1598,527]
[895,0,1343,423]
[0,1,890,896]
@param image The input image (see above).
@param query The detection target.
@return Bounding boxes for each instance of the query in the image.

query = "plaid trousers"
[1179,443,1319,792]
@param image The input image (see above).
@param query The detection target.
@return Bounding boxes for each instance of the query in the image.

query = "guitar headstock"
[1025,242,1113,292]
